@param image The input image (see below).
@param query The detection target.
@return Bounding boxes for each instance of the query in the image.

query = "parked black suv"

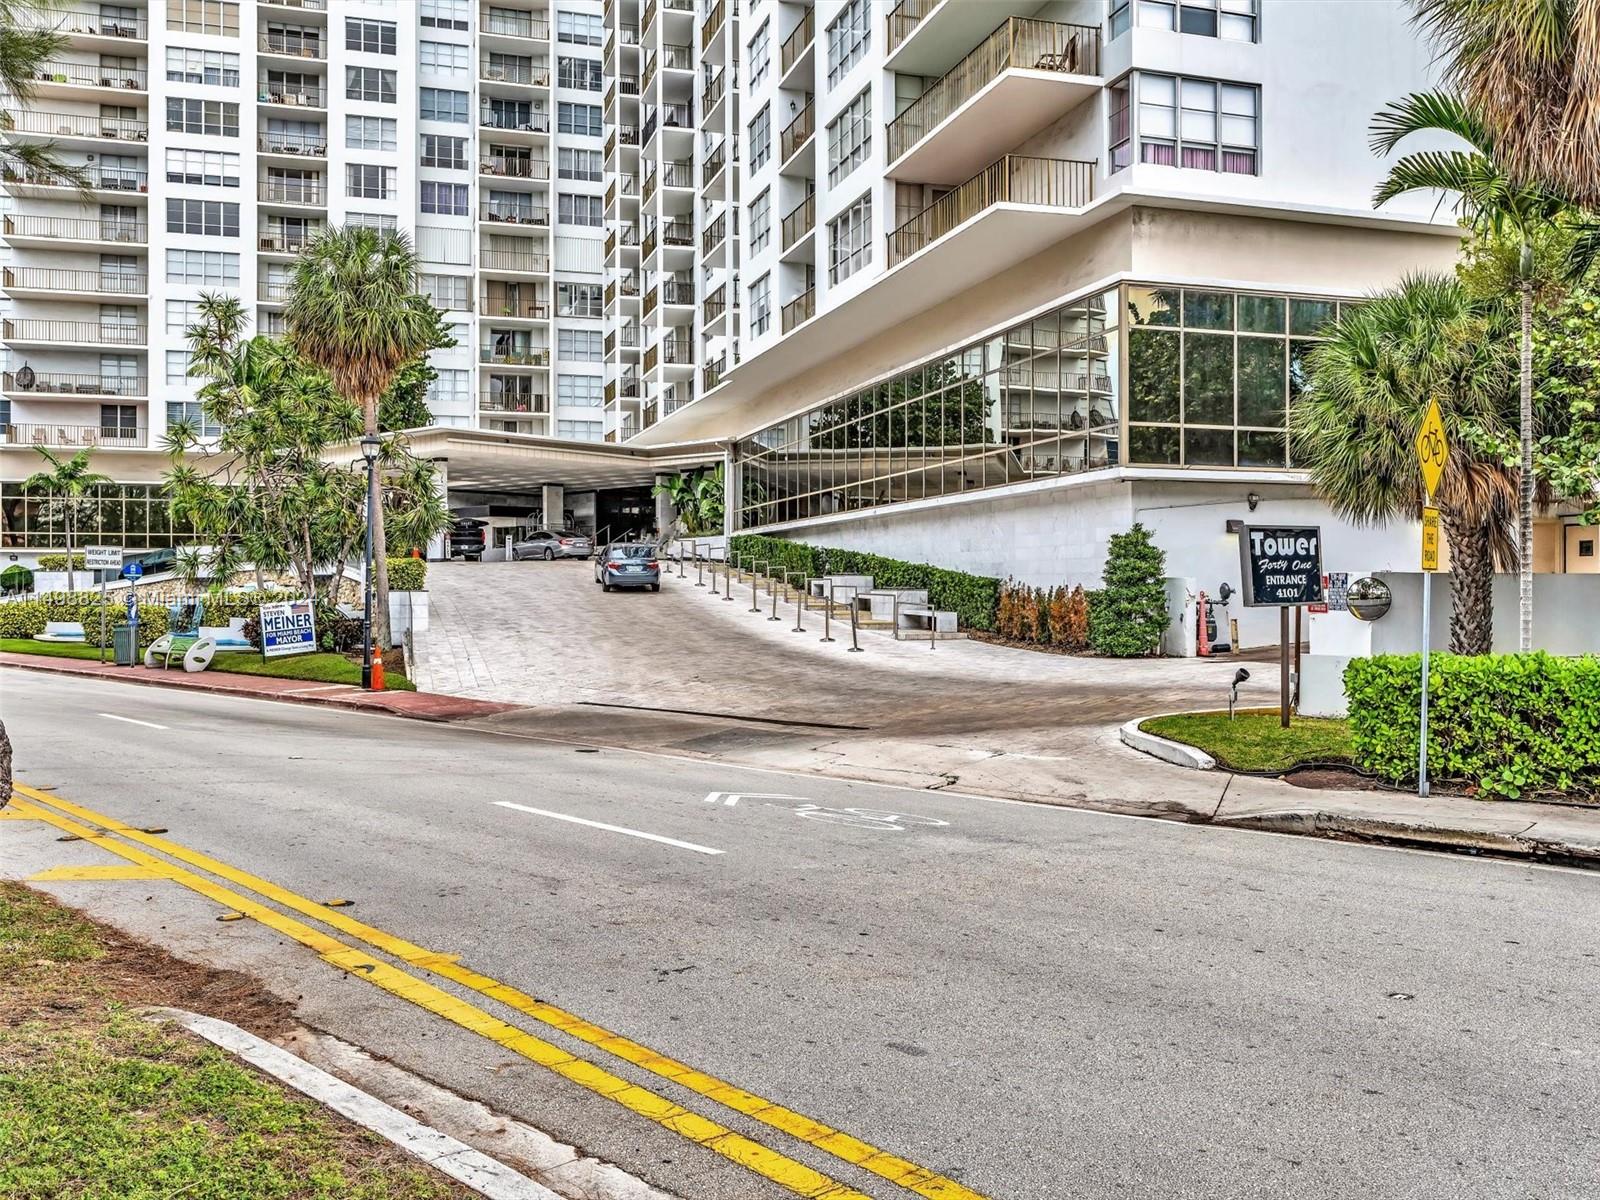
[449,518,489,561]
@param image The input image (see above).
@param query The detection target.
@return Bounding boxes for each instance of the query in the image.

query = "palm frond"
[1369,89,1491,155]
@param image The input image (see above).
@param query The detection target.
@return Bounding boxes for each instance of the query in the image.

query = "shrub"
[0,565,34,594]
[1345,652,1600,799]
[1088,523,1170,657]
[1046,587,1069,647]
[387,557,427,592]
[1061,585,1090,651]
[36,553,86,571]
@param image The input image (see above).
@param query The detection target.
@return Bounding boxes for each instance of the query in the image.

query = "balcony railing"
[480,154,550,178]
[33,60,146,89]
[260,31,326,58]
[700,0,725,43]
[662,160,694,189]
[17,6,148,39]
[259,81,326,107]
[887,154,1093,266]
[479,390,549,413]
[781,287,815,333]
[264,0,326,9]
[703,284,726,325]
[703,144,726,185]
[661,219,693,247]
[780,98,814,164]
[480,201,549,225]
[5,422,147,448]
[702,212,726,254]
[481,110,550,132]
[887,0,939,55]
[483,295,549,319]
[886,19,1101,162]
[480,58,547,85]
[780,8,813,76]
[1,110,148,141]
[479,345,551,366]
[481,249,550,272]
[703,355,726,391]
[258,227,321,252]
[258,130,327,156]
[3,214,145,243]
[643,286,658,317]
[4,371,147,397]
[701,69,724,115]
[781,192,814,250]
[3,319,146,345]
[3,165,147,192]
[3,266,145,293]
[259,178,325,204]
[659,279,694,306]
[259,280,292,301]
[482,10,550,39]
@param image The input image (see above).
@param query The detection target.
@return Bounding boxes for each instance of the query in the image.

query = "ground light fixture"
[1229,668,1251,720]
[359,434,382,691]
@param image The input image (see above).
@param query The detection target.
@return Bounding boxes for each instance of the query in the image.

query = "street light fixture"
[359,434,381,690]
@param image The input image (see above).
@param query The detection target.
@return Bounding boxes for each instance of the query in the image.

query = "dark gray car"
[594,543,661,591]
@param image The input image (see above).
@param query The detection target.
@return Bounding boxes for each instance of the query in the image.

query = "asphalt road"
[4,669,1598,1200]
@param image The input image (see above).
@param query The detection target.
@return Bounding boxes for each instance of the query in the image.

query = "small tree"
[1063,585,1090,651]
[1088,523,1170,657]
[21,448,112,593]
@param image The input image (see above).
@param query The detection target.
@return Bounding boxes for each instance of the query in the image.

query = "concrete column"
[654,473,677,542]
[426,458,449,561]
[723,445,740,535]
[541,483,564,530]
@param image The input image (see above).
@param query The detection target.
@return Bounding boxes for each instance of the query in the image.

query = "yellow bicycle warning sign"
[1416,399,1448,499]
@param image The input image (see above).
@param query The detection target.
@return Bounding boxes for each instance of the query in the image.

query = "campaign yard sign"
[260,598,317,659]
[1237,526,1324,607]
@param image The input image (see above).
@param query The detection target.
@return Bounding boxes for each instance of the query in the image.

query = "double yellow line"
[10,783,987,1200]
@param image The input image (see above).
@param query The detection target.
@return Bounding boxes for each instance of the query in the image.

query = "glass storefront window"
[0,482,194,548]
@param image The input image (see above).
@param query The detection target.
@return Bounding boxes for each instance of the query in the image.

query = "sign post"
[1415,400,1449,798]
[120,559,143,665]
[86,546,122,663]
[1236,525,1325,727]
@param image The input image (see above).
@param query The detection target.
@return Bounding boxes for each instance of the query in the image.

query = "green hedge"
[0,593,319,652]
[387,557,427,592]
[1345,652,1600,799]
[0,565,33,594]
[35,553,86,570]
[729,534,1002,632]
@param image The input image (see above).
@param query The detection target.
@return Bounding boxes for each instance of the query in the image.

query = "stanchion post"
[793,579,806,632]
[821,584,835,642]
[848,594,863,653]
[750,561,765,612]
[695,543,705,587]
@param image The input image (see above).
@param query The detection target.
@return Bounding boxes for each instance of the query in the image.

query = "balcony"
[661,219,693,247]
[2,266,146,298]
[702,212,727,255]
[481,109,551,135]
[702,355,726,391]
[660,278,694,307]
[263,0,327,10]
[480,57,548,86]
[480,201,550,226]
[481,9,550,41]
[259,279,292,302]
[703,144,728,189]
[258,81,326,108]
[479,345,551,367]
[30,60,146,94]
[888,154,1093,266]
[2,214,146,248]
[703,284,727,326]
[479,389,549,414]
[781,287,815,333]
[480,153,550,179]
[483,294,549,320]
[700,0,725,45]
[0,109,148,144]
[2,164,148,197]
[780,192,814,252]
[661,160,694,190]
[780,99,814,167]
[886,18,1100,184]
[259,30,326,59]
[258,227,321,254]
[258,130,328,157]
[2,319,146,348]
[5,421,147,449]
[3,371,147,398]
[480,248,550,273]
[701,70,725,119]
[887,0,939,56]
[259,178,326,205]
[16,5,148,42]
[780,9,814,78]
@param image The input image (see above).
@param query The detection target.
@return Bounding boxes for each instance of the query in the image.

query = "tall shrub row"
[995,581,1092,651]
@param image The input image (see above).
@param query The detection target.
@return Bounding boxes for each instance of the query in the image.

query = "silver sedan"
[512,530,592,560]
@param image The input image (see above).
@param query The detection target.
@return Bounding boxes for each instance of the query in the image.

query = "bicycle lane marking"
[11,783,991,1200]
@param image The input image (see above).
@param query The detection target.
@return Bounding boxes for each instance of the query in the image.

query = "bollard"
[821,584,835,642]
[723,553,735,600]
[793,579,807,633]
[848,597,863,653]
[769,580,782,621]
[695,545,705,587]
[930,605,937,650]
[750,561,765,613]
[678,542,685,578]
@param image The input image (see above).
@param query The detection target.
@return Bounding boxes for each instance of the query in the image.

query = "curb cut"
[145,1007,561,1200]
[1118,717,1216,770]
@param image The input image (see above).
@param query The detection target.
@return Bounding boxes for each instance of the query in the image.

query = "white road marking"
[495,801,725,856]
[701,791,808,807]
[98,712,169,730]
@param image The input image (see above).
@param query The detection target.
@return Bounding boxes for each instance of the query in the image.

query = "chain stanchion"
[793,577,808,633]
[677,540,685,578]
[723,551,735,600]
[821,583,835,642]
[750,561,765,613]
[768,578,782,620]
[695,543,705,587]
[847,591,863,653]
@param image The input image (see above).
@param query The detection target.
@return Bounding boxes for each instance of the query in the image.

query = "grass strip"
[1140,710,1354,773]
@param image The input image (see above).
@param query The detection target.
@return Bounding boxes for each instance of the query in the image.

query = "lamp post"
[359,433,381,690]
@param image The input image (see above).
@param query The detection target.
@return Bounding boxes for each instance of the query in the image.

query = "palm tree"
[1292,274,1518,654]
[285,227,439,647]
[1409,0,1600,207]
[0,1,92,192]
[21,447,113,594]
[1369,90,1566,651]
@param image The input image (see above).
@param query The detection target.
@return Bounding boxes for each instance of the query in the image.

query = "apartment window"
[426,369,469,410]
[420,134,467,169]
[557,376,603,407]
[557,282,602,317]
[826,88,870,187]
[558,147,601,180]
[748,189,771,254]
[346,66,398,103]
[419,87,470,123]
[166,98,238,137]
[1136,74,1259,173]
[1108,80,1132,172]
[825,0,869,87]
[557,11,603,44]
[559,194,603,227]
[348,212,397,231]
[166,198,239,237]
[420,274,470,310]
[419,0,469,30]
[346,163,396,199]
[346,115,397,151]
[100,402,139,436]
[166,249,239,285]
[166,0,238,36]
[165,350,194,385]
[419,180,470,214]
[165,47,239,86]
[166,300,204,335]
[1128,0,1258,40]
[347,17,397,54]
[558,57,602,91]
[748,20,770,88]
[828,192,871,285]
[750,274,771,337]
[749,104,771,170]
[165,148,240,186]
[419,41,468,74]
[558,420,603,442]
[558,103,603,136]
[558,329,603,361]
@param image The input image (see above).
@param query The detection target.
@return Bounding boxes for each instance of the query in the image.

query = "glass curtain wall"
[1,482,195,548]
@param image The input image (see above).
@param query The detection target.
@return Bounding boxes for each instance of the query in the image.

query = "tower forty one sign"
[1237,526,1324,607]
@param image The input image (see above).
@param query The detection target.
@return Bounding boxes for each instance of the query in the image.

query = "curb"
[145,1008,562,1200]
[1118,716,1216,770]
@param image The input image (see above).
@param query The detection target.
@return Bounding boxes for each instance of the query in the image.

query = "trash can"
[113,623,138,667]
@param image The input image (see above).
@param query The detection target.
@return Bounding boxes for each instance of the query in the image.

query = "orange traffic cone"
[371,641,386,691]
